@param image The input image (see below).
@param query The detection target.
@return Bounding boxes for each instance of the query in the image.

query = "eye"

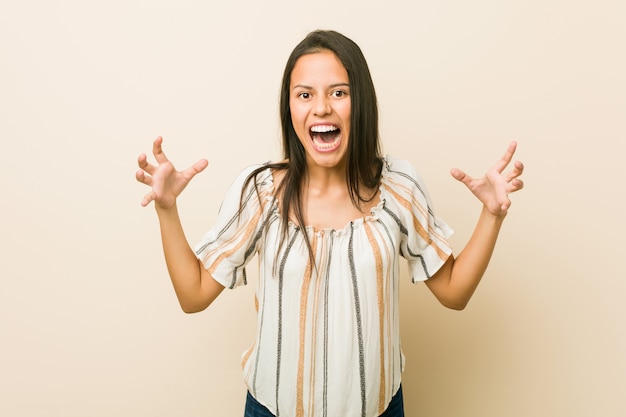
[297,92,311,99]
[331,90,347,98]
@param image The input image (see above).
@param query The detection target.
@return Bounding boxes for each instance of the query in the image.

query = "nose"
[313,95,331,116]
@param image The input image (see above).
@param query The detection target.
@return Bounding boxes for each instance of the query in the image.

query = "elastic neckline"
[260,158,392,236]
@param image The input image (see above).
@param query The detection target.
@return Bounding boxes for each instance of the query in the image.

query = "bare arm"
[154,204,224,313]
[425,141,524,310]
[136,137,224,313]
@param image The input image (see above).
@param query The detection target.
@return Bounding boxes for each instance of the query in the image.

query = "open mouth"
[309,124,341,151]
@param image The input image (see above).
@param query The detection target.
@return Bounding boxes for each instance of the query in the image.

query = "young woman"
[136,30,524,417]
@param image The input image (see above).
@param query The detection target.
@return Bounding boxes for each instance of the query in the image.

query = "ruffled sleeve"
[381,157,454,282]
[194,164,274,289]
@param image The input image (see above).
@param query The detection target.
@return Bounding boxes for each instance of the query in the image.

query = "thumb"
[450,168,471,186]
[184,159,209,180]
[192,159,209,174]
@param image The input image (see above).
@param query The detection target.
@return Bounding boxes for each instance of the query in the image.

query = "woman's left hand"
[450,141,524,216]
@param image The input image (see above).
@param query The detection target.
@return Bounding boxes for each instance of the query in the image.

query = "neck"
[304,163,347,191]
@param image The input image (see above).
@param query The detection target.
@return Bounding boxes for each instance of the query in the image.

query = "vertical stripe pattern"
[364,222,387,414]
[296,234,317,417]
[194,157,453,417]
[348,222,367,417]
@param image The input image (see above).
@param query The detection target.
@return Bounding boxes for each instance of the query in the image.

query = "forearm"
[428,140,523,309]
[155,204,216,312]
[448,206,505,308]
[428,205,506,309]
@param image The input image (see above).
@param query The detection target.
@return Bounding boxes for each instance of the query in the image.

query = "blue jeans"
[244,385,404,417]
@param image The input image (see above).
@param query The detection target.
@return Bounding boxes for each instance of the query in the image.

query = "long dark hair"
[243,29,383,263]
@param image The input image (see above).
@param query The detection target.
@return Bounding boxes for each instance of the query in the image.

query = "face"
[289,50,351,171]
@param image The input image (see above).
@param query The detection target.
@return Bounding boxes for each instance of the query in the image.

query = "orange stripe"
[364,222,386,414]
[296,234,317,417]
[202,187,270,266]
[384,185,449,260]
[386,178,451,250]
[378,224,394,384]
[207,207,263,275]
[242,294,260,377]
[241,339,256,375]
[308,234,326,417]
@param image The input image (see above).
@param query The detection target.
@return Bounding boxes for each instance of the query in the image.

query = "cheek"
[289,102,305,124]
[338,101,351,120]
[289,112,307,142]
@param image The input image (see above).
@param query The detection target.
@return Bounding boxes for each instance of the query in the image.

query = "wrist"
[155,201,179,216]
[481,205,507,223]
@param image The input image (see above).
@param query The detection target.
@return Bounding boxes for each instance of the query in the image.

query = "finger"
[182,159,209,180]
[504,160,524,182]
[152,136,170,165]
[507,178,524,193]
[493,141,517,174]
[137,153,156,176]
[135,169,153,186]
[450,168,473,187]
[140,190,156,207]
[193,159,209,173]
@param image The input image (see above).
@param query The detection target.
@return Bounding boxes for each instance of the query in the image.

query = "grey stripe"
[382,203,429,280]
[195,171,271,255]
[376,211,396,255]
[194,185,256,255]
[230,206,279,289]
[386,167,436,219]
[382,202,408,236]
[275,227,300,416]
[322,230,335,417]
[348,222,367,417]
[376,217,396,386]
[251,216,279,395]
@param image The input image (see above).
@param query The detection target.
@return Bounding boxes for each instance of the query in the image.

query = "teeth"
[312,135,340,149]
[310,125,338,133]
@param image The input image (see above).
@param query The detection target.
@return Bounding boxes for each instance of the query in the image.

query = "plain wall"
[1,1,624,416]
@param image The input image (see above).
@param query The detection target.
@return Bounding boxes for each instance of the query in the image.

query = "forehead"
[290,50,348,85]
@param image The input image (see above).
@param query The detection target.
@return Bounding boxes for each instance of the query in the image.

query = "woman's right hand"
[135,136,208,209]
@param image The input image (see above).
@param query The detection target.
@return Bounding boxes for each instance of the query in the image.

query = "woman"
[136,30,524,417]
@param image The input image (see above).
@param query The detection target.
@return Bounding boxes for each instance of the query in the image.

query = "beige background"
[1,0,624,416]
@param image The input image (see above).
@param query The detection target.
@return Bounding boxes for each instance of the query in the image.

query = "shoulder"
[228,161,291,206]
[237,162,272,179]
[231,162,275,190]
[381,155,432,200]
[382,156,423,183]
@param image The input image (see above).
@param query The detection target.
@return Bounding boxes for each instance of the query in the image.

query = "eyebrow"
[292,82,350,90]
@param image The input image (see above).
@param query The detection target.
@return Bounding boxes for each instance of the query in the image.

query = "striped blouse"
[195,156,453,417]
